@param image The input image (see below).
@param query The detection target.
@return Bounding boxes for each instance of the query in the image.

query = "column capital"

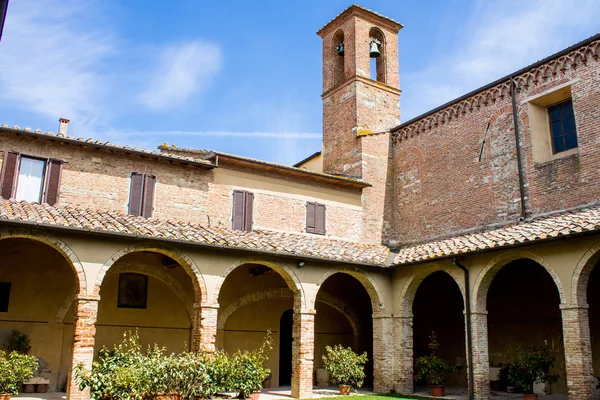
[466,310,488,316]
[200,303,220,310]
[77,295,100,302]
[392,313,413,319]
[298,309,316,316]
[559,303,589,310]
[373,312,393,319]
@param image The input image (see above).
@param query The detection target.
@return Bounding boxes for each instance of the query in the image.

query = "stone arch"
[473,250,566,312]
[216,288,361,335]
[313,267,385,312]
[55,288,78,323]
[0,227,87,295]
[571,241,600,306]
[95,243,207,304]
[398,263,466,317]
[216,257,305,310]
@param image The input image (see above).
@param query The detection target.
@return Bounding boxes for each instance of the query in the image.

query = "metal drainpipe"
[510,77,527,220]
[452,258,474,400]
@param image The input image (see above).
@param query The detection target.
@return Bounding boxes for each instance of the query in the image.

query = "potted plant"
[506,345,558,400]
[415,332,456,397]
[229,334,273,400]
[0,350,38,400]
[322,345,368,395]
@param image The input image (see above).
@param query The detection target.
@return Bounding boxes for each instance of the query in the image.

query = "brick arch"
[217,288,361,335]
[313,267,385,312]
[95,243,207,305]
[55,288,78,323]
[0,227,87,295]
[571,241,600,306]
[473,250,566,312]
[216,257,305,310]
[398,264,466,317]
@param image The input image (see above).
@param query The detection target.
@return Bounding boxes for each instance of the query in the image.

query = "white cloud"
[0,0,113,128]
[139,42,222,111]
[402,0,600,121]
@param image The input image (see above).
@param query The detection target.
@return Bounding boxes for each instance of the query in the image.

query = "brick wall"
[390,40,600,243]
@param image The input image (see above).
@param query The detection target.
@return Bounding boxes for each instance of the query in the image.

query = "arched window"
[333,30,345,87]
[369,28,386,83]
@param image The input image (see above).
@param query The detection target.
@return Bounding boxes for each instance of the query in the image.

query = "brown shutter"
[244,192,254,232]
[306,202,316,233]
[44,159,63,206]
[315,203,326,235]
[128,172,145,216]
[232,190,245,230]
[0,151,19,200]
[142,174,156,218]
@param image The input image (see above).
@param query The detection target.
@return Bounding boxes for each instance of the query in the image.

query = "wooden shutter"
[44,159,63,206]
[128,172,145,216]
[0,151,19,200]
[142,174,156,218]
[232,190,245,230]
[315,203,326,235]
[244,192,254,232]
[306,202,316,233]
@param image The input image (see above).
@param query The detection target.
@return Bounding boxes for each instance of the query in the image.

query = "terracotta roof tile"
[394,206,600,264]
[0,200,389,265]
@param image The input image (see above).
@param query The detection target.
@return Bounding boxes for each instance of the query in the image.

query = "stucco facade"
[1,4,600,400]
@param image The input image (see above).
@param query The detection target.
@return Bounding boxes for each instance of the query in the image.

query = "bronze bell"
[369,41,381,58]
[336,42,344,56]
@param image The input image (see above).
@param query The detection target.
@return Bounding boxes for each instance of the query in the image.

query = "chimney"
[58,118,70,135]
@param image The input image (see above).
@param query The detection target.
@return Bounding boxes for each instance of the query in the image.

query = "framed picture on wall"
[118,273,148,309]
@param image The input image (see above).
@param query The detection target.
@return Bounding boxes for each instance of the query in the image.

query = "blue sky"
[1,0,599,165]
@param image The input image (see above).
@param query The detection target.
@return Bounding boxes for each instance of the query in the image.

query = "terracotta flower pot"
[0,394,11,400]
[431,385,445,397]
[523,394,538,400]
[339,385,351,395]
[36,384,48,393]
[249,391,260,400]
[23,384,35,393]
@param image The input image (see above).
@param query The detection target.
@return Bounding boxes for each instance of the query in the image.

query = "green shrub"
[414,332,456,386]
[229,333,273,397]
[0,350,38,395]
[76,330,274,399]
[506,345,558,394]
[322,345,368,388]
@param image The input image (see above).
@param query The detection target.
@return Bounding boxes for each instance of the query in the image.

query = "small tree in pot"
[415,332,456,397]
[0,350,38,399]
[506,345,558,400]
[322,345,368,395]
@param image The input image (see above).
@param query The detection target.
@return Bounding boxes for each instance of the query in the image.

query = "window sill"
[534,147,579,166]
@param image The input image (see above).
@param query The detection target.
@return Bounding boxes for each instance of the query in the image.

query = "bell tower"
[317,5,402,177]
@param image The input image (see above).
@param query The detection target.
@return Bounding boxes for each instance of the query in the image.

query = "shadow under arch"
[217,288,361,336]
[398,263,466,317]
[572,241,600,306]
[313,267,385,313]
[473,250,566,312]
[216,256,305,310]
[0,227,87,295]
[94,242,207,304]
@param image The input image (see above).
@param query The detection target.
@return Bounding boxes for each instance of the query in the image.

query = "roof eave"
[0,127,217,169]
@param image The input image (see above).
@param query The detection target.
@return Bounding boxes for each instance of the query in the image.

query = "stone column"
[393,314,413,394]
[198,304,219,352]
[470,311,490,400]
[291,310,315,398]
[67,296,99,400]
[373,313,394,393]
[561,304,595,399]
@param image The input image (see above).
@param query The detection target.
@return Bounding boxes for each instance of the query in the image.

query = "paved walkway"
[13,388,571,400]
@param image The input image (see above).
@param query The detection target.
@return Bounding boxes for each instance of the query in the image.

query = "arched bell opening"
[368,27,386,83]
[333,29,345,87]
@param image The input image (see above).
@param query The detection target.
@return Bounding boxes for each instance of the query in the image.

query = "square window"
[0,282,11,312]
[117,273,148,309]
[548,99,578,154]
